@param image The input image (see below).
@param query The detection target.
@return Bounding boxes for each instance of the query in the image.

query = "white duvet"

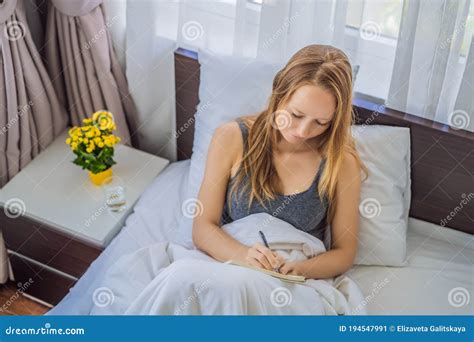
[90,213,366,315]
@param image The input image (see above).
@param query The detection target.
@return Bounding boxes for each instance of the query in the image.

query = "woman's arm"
[192,122,282,270]
[192,122,248,263]
[280,152,361,279]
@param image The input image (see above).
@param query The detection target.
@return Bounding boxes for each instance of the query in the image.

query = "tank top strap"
[236,117,249,152]
[308,156,327,191]
[235,116,326,189]
[316,156,327,181]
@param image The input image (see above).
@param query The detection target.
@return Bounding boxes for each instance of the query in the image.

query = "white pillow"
[352,125,411,266]
[178,52,280,249]
[179,50,411,267]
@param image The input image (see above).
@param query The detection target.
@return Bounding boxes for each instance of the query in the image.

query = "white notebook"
[227,260,306,283]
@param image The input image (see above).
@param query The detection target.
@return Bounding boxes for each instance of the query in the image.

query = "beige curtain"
[0,0,141,284]
[0,0,68,282]
[45,0,140,147]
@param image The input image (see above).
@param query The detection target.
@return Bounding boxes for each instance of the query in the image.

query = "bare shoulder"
[213,120,241,145]
[211,114,259,155]
[209,121,243,167]
[338,151,361,184]
[342,151,359,170]
[213,116,256,147]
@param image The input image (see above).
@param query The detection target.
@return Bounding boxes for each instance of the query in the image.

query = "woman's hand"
[279,261,304,276]
[245,243,285,271]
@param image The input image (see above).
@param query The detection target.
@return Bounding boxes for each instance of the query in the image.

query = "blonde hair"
[228,44,368,224]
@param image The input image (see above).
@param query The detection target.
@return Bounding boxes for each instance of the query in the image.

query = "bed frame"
[174,47,474,235]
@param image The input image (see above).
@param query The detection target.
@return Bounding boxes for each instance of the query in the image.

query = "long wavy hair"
[228,44,368,224]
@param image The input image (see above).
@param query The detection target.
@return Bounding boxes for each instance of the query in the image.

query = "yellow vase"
[88,168,113,186]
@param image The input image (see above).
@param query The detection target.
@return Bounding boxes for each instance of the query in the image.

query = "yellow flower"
[69,127,80,137]
[65,138,71,145]
[83,118,92,124]
[83,138,89,144]
[94,137,102,145]
[93,111,115,131]
[99,118,115,131]
[103,137,113,147]
[85,130,95,138]
[98,142,104,148]
[92,110,112,121]
[71,142,78,150]
[86,142,95,153]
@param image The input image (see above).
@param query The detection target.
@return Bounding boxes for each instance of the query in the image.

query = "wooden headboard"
[174,47,474,235]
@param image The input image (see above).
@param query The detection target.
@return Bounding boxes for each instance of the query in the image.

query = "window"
[153,0,473,104]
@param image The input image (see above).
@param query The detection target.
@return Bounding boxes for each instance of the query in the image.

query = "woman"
[89,44,369,316]
[193,44,368,280]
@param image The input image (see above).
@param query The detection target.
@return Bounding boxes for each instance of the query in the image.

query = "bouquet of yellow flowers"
[66,111,121,176]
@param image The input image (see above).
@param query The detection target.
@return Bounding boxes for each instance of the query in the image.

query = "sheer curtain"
[105,0,473,160]
[387,0,473,132]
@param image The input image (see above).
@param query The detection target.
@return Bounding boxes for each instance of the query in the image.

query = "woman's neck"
[274,135,320,154]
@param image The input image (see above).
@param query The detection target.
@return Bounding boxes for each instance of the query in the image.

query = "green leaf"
[71,146,116,173]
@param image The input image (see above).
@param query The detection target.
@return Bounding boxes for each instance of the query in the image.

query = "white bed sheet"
[348,218,473,315]
[46,160,473,315]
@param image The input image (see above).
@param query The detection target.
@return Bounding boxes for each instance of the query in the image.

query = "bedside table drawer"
[9,253,77,306]
[0,212,103,278]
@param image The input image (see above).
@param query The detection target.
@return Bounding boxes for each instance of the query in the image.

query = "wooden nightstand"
[0,130,169,307]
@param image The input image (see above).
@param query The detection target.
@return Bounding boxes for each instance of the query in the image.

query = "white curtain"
[387,0,473,132]
[454,37,473,131]
[103,0,178,160]
[104,0,473,161]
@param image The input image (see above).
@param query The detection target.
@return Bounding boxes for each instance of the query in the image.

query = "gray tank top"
[220,118,329,241]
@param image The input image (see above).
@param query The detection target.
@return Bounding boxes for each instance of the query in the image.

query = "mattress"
[46,160,473,315]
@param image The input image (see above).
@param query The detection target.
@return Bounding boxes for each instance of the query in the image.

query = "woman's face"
[274,84,336,146]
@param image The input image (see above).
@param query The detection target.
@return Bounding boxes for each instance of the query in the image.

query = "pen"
[258,230,280,273]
